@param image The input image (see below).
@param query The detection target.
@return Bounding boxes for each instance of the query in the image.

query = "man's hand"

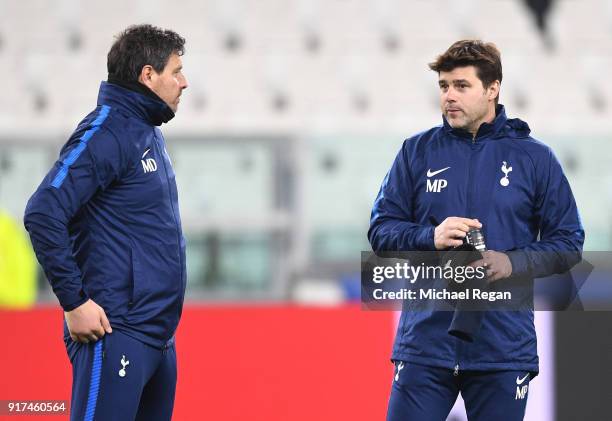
[64,299,112,343]
[434,217,482,250]
[471,250,513,283]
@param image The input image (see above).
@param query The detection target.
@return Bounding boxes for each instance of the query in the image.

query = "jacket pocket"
[128,245,145,309]
[127,240,182,312]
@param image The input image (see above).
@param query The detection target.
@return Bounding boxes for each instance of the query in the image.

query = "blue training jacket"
[24,82,186,349]
[368,105,584,373]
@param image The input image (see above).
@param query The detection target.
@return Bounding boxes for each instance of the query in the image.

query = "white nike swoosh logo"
[142,148,151,158]
[427,167,450,177]
[516,374,529,385]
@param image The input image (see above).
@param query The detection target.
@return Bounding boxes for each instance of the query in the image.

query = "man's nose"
[445,87,457,102]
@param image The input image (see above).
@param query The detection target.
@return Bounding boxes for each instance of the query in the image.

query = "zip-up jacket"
[24,82,186,349]
[368,105,584,373]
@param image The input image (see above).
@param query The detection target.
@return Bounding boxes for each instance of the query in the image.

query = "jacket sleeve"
[24,119,125,311]
[507,148,585,278]
[368,140,435,252]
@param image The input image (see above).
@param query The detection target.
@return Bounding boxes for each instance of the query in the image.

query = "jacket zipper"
[154,132,185,319]
[466,136,477,217]
[455,135,478,375]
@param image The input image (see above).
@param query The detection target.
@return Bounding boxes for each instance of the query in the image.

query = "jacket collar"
[97,81,175,126]
[442,104,507,141]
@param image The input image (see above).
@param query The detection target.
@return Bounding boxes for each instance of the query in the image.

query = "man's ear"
[138,65,156,89]
[488,80,500,102]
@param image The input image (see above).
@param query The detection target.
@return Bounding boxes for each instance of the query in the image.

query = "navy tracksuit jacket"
[368,105,584,374]
[25,82,186,350]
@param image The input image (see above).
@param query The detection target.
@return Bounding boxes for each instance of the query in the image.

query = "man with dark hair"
[369,40,583,420]
[24,24,188,420]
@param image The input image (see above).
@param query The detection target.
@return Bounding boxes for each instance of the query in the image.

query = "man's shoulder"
[404,125,443,142]
[498,132,560,177]
[499,116,553,153]
[71,105,110,133]
[401,125,443,150]
[74,104,153,147]
[61,106,141,161]
[505,132,554,159]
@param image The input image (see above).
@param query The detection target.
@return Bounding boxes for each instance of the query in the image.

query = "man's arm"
[368,140,434,252]
[24,110,124,341]
[506,148,585,278]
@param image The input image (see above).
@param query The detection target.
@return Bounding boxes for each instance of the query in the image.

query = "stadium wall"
[0,305,394,420]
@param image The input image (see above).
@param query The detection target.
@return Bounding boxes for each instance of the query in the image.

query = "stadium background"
[0,0,611,419]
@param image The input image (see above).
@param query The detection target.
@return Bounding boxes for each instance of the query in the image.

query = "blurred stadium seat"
[0,0,609,298]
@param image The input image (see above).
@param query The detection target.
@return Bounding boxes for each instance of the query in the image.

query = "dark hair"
[429,40,502,102]
[107,24,185,82]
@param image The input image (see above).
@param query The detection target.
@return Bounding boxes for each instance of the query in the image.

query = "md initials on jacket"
[142,158,158,173]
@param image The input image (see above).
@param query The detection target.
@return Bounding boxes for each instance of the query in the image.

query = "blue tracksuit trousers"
[66,330,177,421]
[387,361,531,421]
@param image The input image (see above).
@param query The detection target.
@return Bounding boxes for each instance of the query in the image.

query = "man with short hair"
[368,40,583,420]
[25,24,188,420]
